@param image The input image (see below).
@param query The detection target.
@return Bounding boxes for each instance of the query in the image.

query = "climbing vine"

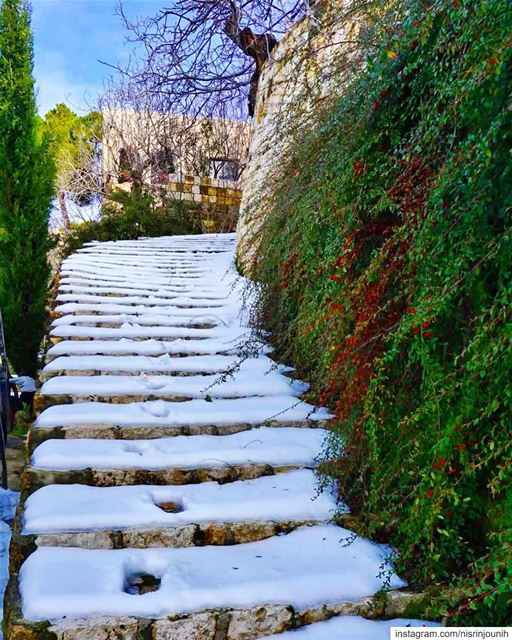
[254,0,512,624]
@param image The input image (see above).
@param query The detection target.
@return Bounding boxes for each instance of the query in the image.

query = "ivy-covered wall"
[252,0,512,625]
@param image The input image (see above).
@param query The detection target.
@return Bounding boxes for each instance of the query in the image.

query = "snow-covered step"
[50,324,227,341]
[60,269,204,283]
[59,271,209,285]
[31,397,329,444]
[7,233,433,639]
[58,284,228,299]
[31,427,327,472]
[22,470,340,549]
[54,295,226,310]
[53,302,238,317]
[63,253,215,266]
[40,369,306,402]
[35,397,329,430]
[265,616,439,640]
[46,334,257,358]
[59,284,226,301]
[41,354,290,378]
[60,276,218,291]
[51,313,220,329]
[63,255,213,266]
[59,271,227,286]
[19,525,404,623]
[61,261,209,273]
[26,427,327,489]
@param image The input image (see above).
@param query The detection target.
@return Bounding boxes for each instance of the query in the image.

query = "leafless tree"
[116,0,316,118]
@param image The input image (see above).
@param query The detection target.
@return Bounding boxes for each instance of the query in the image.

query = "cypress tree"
[0,0,55,377]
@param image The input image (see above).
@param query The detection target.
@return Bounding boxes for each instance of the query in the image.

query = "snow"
[16,233,430,630]
[35,396,330,428]
[53,303,238,318]
[23,469,341,534]
[51,312,233,327]
[43,354,290,375]
[50,324,225,339]
[58,284,228,298]
[264,616,440,639]
[31,427,328,471]
[55,294,228,308]
[59,277,219,291]
[41,369,307,399]
[20,525,405,622]
[0,489,19,636]
[47,334,258,357]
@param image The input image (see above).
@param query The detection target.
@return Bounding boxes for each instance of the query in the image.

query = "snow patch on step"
[31,427,328,471]
[35,397,330,428]
[23,469,341,534]
[41,368,307,399]
[20,525,405,622]
[50,324,224,340]
[43,354,291,376]
[47,334,261,357]
[51,312,232,328]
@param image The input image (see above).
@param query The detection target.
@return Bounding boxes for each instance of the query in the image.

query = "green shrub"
[255,0,512,624]
[61,187,203,256]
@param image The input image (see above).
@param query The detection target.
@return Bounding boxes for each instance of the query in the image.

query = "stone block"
[153,614,216,640]
[227,605,295,640]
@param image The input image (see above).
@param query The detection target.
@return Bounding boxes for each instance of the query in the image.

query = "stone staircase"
[5,234,431,640]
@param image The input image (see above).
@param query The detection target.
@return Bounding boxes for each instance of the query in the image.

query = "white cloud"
[34,51,101,116]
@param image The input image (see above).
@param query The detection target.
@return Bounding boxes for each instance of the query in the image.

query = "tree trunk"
[224,5,278,116]
[58,191,71,229]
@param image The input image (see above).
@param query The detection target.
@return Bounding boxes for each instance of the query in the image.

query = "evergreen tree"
[42,104,102,227]
[0,0,55,376]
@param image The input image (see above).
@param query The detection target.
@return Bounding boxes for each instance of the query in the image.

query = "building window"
[209,157,240,181]
[152,147,176,184]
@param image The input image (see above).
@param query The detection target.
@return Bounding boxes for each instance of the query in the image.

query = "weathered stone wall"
[236,3,362,274]
[116,173,243,232]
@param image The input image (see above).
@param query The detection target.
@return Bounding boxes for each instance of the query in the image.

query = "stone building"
[102,109,251,229]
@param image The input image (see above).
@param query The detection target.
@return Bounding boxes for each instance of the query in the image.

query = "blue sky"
[32,0,163,115]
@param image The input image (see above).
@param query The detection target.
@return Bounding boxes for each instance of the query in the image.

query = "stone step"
[22,462,298,495]
[58,285,229,299]
[28,420,329,451]
[52,302,238,317]
[23,426,327,494]
[52,318,219,330]
[6,525,423,640]
[14,519,318,556]
[28,426,325,475]
[8,234,434,638]
[5,591,428,640]
[30,397,329,445]
[51,315,222,329]
[40,354,291,381]
[39,370,307,406]
[9,471,339,569]
[50,324,225,341]
[44,335,257,360]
